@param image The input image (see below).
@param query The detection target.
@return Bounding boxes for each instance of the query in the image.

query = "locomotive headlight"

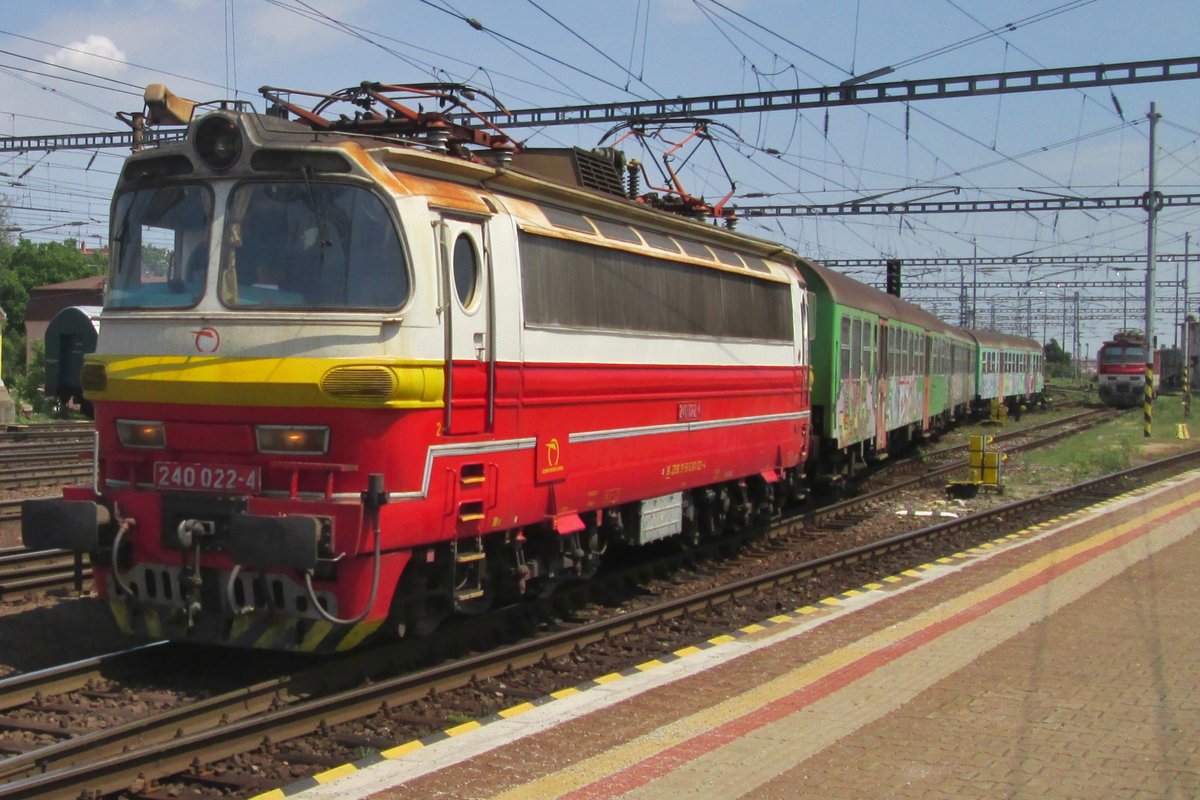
[194,115,243,170]
[116,419,166,449]
[256,425,329,455]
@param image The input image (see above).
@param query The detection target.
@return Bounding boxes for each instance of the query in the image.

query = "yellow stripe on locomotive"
[82,355,445,408]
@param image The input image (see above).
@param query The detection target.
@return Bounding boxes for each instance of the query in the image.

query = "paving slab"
[262,469,1200,800]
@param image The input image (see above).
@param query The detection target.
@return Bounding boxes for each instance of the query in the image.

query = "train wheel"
[388,547,452,637]
[680,492,702,549]
[696,486,729,540]
[578,522,606,578]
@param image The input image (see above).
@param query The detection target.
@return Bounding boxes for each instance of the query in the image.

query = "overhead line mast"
[821,254,1195,268]
[2,55,1198,154]
[735,193,1200,217]
[470,56,1200,129]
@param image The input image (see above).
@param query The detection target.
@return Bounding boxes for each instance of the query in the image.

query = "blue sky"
[1,0,1199,356]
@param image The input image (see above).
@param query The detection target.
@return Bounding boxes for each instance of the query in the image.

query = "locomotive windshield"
[1101,345,1145,364]
[219,181,410,310]
[108,184,212,309]
[106,180,410,312]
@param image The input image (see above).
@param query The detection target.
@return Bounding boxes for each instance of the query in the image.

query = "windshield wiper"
[301,167,331,250]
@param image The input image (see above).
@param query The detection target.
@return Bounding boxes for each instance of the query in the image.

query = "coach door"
[439,217,493,435]
[876,319,889,450]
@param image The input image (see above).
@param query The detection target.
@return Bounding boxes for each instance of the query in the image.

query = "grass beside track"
[1021,392,1200,486]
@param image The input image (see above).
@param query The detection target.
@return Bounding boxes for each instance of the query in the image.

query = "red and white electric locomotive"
[1096,329,1148,408]
[23,84,812,652]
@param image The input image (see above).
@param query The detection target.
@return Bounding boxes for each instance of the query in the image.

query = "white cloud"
[46,34,128,76]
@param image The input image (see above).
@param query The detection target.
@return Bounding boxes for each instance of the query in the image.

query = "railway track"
[0,463,92,492]
[0,424,93,493]
[851,406,1122,499]
[0,422,92,445]
[0,546,89,598]
[0,407,1116,601]
[0,407,1180,799]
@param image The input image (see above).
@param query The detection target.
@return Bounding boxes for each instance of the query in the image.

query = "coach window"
[639,229,681,253]
[851,318,863,378]
[591,218,640,244]
[542,205,594,234]
[870,323,878,376]
[710,246,745,268]
[888,328,897,376]
[840,317,851,379]
[452,233,480,309]
[678,239,713,260]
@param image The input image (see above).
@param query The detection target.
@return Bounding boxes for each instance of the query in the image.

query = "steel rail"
[0,548,90,597]
[0,643,168,714]
[0,465,92,493]
[806,407,1123,525]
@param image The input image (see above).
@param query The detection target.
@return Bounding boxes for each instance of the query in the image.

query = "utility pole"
[959,269,967,327]
[1185,232,1191,417]
[1144,102,1161,438]
[1073,291,1081,383]
[972,238,978,329]
[1176,258,1182,347]
[1062,294,1069,358]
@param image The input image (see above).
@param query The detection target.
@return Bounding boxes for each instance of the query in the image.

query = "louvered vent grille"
[321,366,396,401]
[80,363,107,393]
[572,148,626,197]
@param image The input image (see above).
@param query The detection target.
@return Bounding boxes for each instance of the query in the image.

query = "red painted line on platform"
[560,494,1198,800]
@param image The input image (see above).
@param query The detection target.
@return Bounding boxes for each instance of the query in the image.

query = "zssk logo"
[193,327,220,354]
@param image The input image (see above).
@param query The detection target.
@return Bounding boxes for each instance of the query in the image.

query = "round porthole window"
[453,234,479,308]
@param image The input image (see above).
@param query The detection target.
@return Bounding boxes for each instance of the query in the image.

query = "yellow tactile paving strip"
[258,471,1200,800]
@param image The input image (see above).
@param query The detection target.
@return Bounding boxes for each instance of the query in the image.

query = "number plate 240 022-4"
[154,461,261,494]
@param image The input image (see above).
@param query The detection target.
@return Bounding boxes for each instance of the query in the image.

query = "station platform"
[264,469,1200,800]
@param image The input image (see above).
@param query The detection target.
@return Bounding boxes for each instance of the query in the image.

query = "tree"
[0,198,12,246]
[1043,338,1075,379]
[1043,338,1070,365]
[0,238,106,386]
[0,238,105,333]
